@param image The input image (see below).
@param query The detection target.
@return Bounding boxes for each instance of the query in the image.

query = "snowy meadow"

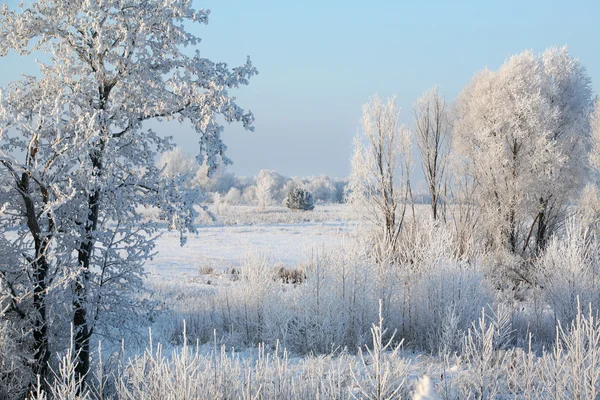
[2,1,600,399]
[14,202,600,399]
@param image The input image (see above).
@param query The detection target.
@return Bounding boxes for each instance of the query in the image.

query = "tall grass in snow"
[21,302,600,399]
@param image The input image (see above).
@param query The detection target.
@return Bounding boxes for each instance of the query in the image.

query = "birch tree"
[256,169,279,210]
[0,0,256,390]
[347,95,412,264]
[414,86,450,221]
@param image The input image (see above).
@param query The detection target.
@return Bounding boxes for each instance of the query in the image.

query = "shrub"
[285,187,315,211]
[277,266,305,284]
[535,220,600,326]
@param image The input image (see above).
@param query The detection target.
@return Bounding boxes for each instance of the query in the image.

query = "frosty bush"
[536,220,600,326]
[414,261,491,354]
[286,187,315,211]
[350,300,411,399]
[217,252,284,346]
[18,302,600,399]
[0,314,32,399]
[224,187,242,205]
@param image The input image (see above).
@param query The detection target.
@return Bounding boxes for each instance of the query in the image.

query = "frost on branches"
[413,86,450,222]
[0,0,256,392]
[453,47,592,271]
[346,95,412,264]
[286,186,315,211]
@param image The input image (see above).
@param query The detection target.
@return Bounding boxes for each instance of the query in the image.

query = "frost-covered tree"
[305,175,335,203]
[286,186,315,211]
[192,161,237,194]
[158,148,200,180]
[414,86,450,221]
[0,0,256,388]
[255,170,280,210]
[590,99,600,172]
[224,187,242,205]
[453,47,592,263]
[347,95,412,263]
[332,178,348,203]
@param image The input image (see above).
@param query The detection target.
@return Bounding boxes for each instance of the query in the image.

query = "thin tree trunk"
[18,172,51,387]
[74,148,103,382]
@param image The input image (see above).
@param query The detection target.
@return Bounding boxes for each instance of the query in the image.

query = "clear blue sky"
[1,0,599,181]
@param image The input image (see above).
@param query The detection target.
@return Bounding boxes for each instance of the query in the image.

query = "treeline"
[157,148,349,206]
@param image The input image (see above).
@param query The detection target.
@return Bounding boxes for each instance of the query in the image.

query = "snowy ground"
[145,204,355,281]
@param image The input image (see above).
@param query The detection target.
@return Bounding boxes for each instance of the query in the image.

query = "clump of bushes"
[277,266,306,284]
[286,187,315,211]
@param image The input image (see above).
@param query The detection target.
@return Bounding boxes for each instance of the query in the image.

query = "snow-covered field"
[114,204,600,399]
[148,222,352,276]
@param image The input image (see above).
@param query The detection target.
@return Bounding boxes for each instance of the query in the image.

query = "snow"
[146,217,355,280]
[412,375,441,400]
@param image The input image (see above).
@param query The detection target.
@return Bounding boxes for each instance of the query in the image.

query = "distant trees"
[256,170,281,210]
[304,175,335,203]
[414,86,450,221]
[158,148,200,182]
[347,95,412,263]
[453,47,592,261]
[154,154,348,208]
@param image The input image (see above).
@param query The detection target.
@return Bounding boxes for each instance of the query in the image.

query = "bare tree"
[256,170,279,210]
[414,86,450,221]
[347,95,412,264]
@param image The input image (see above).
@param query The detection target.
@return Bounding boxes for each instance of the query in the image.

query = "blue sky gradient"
[1,0,599,180]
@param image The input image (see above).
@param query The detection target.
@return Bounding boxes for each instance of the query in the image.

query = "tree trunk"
[74,187,100,382]
[535,200,548,254]
[74,145,102,381]
[18,172,51,388]
[31,258,50,381]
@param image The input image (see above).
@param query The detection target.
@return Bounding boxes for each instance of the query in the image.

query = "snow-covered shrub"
[45,336,89,400]
[289,250,342,353]
[397,216,454,268]
[414,261,491,354]
[458,308,512,398]
[392,218,492,353]
[289,244,379,353]
[224,187,242,205]
[350,301,411,399]
[212,193,229,215]
[544,302,600,399]
[286,187,315,211]
[219,252,281,345]
[535,220,600,326]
